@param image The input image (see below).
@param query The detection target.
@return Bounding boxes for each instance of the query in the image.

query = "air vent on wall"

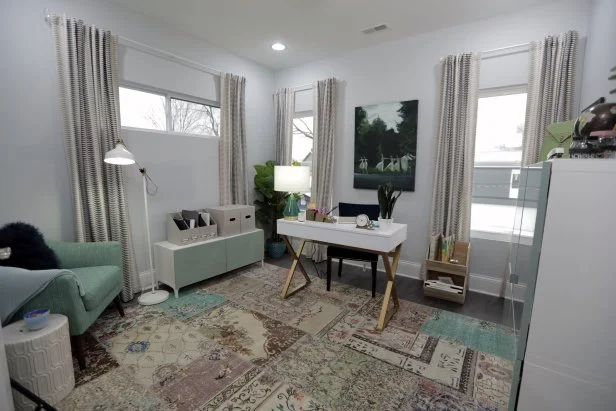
[361,24,388,35]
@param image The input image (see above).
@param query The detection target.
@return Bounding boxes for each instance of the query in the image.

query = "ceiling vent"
[361,24,388,35]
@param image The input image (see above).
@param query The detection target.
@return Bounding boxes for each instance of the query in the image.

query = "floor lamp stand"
[137,168,169,306]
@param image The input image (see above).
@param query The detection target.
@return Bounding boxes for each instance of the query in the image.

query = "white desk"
[277,219,407,331]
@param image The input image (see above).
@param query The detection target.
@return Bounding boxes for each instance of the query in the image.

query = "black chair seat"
[327,246,378,261]
[326,202,381,298]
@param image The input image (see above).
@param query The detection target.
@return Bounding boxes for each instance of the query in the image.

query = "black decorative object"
[0,222,59,270]
[354,100,418,191]
[574,102,616,139]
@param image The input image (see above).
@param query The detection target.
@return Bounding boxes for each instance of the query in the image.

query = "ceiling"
[111,0,560,70]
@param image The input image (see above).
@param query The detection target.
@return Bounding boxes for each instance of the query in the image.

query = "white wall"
[580,0,616,106]
[0,0,275,275]
[274,0,592,278]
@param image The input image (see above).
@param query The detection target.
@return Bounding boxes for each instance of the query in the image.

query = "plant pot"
[267,241,286,259]
[378,217,394,229]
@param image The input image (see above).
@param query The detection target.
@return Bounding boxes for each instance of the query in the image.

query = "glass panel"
[119,87,166,130]
[170,98,220,136]
[506,162,551,410]
[292,116,314,164]
[475,93,527,166]
[292,115,314,200]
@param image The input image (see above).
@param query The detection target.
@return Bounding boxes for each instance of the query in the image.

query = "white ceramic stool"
[4,314,75,410]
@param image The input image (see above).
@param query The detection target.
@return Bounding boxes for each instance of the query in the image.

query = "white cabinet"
[516,160,616,410]
[155,229,264,298]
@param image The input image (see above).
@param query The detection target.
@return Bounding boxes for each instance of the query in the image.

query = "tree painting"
[354,100,418,191]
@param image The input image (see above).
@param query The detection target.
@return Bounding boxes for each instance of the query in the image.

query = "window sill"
[121,126,220,140]
[471,229,533,246]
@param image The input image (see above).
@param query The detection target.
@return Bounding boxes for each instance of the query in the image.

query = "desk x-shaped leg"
[280,235,311,298]
[376,244,402,331]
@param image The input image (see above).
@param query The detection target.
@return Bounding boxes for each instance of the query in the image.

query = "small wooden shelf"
[423,240,470,304]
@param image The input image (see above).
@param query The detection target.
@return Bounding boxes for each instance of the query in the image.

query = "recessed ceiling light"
[271,42,286,51]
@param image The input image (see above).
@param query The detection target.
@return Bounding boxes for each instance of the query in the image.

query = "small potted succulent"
[377,182,402,229]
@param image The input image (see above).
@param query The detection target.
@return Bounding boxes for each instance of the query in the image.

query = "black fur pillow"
[0,222,60,270]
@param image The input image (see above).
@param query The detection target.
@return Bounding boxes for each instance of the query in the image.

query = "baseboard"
[469,273,527,302]
[341,259,526,302]
[342,259,422,279]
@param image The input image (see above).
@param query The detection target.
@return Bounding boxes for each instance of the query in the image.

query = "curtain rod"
[481,42,530,59]
[292,83,315,91]
[43,9,222,77]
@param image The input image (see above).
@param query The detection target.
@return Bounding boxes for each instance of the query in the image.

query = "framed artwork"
[354,99,418,191]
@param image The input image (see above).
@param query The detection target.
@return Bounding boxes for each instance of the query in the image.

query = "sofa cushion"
[71,266,121,311]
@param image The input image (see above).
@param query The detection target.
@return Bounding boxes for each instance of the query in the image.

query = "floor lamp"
[104,142,169,305]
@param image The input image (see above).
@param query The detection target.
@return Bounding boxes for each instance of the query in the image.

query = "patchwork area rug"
[59,262,514,410]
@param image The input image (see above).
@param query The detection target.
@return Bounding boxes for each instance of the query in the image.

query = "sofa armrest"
[47,240,122,270]
[13,273,90,335]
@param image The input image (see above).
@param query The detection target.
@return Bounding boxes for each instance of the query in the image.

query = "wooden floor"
[265,254,523,330]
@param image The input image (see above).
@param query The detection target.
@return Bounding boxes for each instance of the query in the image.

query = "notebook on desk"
[337,216,356,224]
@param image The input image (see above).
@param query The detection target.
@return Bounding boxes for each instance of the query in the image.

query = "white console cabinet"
[155,229,264,297]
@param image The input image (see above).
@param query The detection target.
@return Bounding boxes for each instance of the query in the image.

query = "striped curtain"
[428,53,480,269]
[274,88,295,166]
[219,73,248,205]
[311,78,338,262]
[51,15,139,301]
[521,31,578,166]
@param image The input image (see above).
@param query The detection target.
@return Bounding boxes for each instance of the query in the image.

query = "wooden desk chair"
[326,203,380,297]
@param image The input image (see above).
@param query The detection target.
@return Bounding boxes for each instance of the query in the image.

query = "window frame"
[474,84,528,168]
[119,81,220,139]
[471,84,529,241]
[292,111,314,167]
[291,111,314,198]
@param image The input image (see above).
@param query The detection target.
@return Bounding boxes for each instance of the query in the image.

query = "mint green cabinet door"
[174,240,226,288]
[225,230,264,271]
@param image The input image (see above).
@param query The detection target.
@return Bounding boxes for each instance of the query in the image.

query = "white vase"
[378,217,394,229]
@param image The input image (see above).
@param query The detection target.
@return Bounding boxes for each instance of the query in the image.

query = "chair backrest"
[339,203,380,220]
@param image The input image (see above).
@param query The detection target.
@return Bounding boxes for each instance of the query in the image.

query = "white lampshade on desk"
[274,166,311,192]
[274,166,311,220]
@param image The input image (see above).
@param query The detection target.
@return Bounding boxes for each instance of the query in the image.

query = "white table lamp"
[104,142,169,305]
[274,166,311,220]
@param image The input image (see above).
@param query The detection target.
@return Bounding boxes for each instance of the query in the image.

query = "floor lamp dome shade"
[274,166,311,220]
[104,143,136,165]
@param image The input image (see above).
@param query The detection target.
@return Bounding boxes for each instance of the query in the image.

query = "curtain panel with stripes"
[51,15,139,301]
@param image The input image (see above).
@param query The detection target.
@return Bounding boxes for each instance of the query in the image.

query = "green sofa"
[13,240,125,369]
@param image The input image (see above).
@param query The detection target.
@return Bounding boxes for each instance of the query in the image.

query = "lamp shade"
[104,143,135,165]
[274,166,310,192]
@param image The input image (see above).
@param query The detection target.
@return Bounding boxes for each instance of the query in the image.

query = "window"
[119,88,166,131]
[471,86,530,238]
[474,87,527,166]
[292,113,314,198]
[170,98,220,136]
[119,86,220,137]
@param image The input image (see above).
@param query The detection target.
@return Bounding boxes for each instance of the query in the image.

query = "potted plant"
[254,161,287,258]
[377,182,402,229]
